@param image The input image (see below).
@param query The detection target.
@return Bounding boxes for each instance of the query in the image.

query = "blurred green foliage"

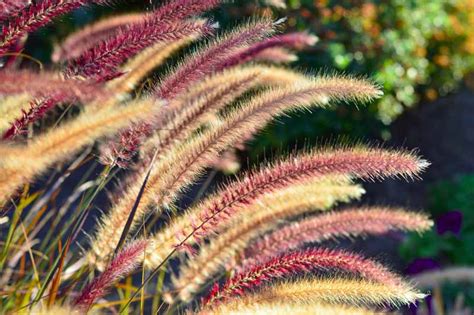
[281,0,474,123]
[400,174,474,264]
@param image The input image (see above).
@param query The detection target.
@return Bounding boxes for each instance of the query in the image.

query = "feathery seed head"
[243,207,432,269]
[67,17,215,80]
[73,240,147,311]
[0,0,106,55]
[142,147,426,272]
[0,98,157,201]
[52,13,149,63]
[203,248,407,306]
[165,176,363,302]
[155,18,275,99]
[204,277,425,313]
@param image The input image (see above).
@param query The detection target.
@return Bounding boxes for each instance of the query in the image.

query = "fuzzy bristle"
[242,207,433,269]
[142,146,425,272]
[204,278,425,313]
[166,177,363,302]
[203,248,407,306]
[0,98,157,202]
[155,18,275,99]
[0,0,106,55]
[52,13,148,63]
[73,240,146,311]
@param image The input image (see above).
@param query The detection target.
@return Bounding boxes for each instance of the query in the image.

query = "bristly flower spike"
[67,0,222,80]
[221,31,318,68]
[0,70,110,139]
[241,207,433,269]
[165,177,364,303]
[105,65,310,166]
[155,18,276,99]
[52,13,149,63]
[203,248,406,306]
[73,240,147,312]
[67,18,215,81]
[0,70,108,102]
[0,0,107,55]
[0,98,157,202]
[71,0,221,71]
[142,146,427,270]
[203,278,425,313]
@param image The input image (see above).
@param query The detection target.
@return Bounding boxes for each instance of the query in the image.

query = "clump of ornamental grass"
[0,0,432,314]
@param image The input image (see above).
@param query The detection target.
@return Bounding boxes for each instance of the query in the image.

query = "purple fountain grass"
[103,67,262,167]
[52,13,149,63]
[0,0,30,23]
[67,18,215,81]
[101,20,275,165]
[150,81,382,207]
[203,277,425,313]
[181,148,426,242]
[0,0,106,55]
[155,18,276,99]
[4,95,65,139]
[143,146,427,271]
[73,240,147,312]
[240,207,433,270]
[0,70,109,139]
[165,178,363,303]
[91,71,371,267]
[54,0,220,63]
[0,0,433,312]
[0,70,107,102]
[220,31,318,68]
[203,248,405,306]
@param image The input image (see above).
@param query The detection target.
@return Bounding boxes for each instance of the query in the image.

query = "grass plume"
[203,248,407,306]
[166,177,364,302]
[0,98,156,202]
[142,146,426,272]
[73,240,147,312]
[201,301,379,315]
[0,0,106,55]
[204,277,424,313]
[52,13,149,63]
[67,16,215,80]
[242,207,433,269]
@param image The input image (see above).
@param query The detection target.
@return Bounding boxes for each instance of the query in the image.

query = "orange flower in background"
[434,55,450,67]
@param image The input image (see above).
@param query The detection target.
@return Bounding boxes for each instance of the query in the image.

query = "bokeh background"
[27,0,474,313]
